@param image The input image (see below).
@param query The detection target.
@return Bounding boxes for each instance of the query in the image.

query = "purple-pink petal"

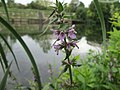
[58,31,66,42]
[71,42,79,49]
[68,29,76,39]
[68,32,76,39]
[54,45,61,49]
[51,29,60,36]
[53,45,61,55]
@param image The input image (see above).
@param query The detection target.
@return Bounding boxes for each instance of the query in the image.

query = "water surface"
[0,24,101,89]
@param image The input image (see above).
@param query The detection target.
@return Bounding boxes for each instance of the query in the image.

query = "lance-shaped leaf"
[58,65,68,78]
[0,57,5,73]
[0,16,42,89]
[0,43,8,69]
[94,0,107,57]
[0,61,12,90]
[48,9,56,18]
[58,2,64,13]
[56,0,59,7]
[0,34,20,71]
[1,0,9,21]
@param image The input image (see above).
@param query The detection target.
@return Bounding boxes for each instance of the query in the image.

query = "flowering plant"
[51,25,79,85]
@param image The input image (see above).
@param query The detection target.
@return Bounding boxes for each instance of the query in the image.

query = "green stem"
[68,58,73,85]
[64,38,73,85]
[94,0,107,57]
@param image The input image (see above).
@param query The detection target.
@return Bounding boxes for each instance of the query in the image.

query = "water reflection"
[31,34,52,53]
[76,24,102,43]
[0,24,102,89]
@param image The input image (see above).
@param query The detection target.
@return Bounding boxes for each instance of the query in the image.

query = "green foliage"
[1,0,9,20]
[75,2,87,21]
[7,0,14,8]
[27,1,48,10]
[73,64,96,90]
[49,1,120,90]
[110,12,120,27]
[0,34,20,71]
[108,28,120,60]
[0,61,12,90]
[68,0,80,12]
[48,0,68,25]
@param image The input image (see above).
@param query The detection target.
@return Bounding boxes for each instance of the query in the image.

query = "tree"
[68,0,80,12]
[76,2,87,21]
[35,0,52,7]
[27,0,52,10]
[7,0,15,8]
[27,1,47,10]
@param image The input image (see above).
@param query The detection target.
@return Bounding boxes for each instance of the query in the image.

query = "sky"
[15,0,92,7]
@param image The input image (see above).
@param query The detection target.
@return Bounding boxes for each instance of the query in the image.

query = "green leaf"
[50,17,58,24]
[0,61,12,90]
[42,83,50,90]
[111,22,120,27]
[58,23,69,30]
[58,65,68,78]
[48,9,56,18]
[39,18,58,36]
[0,16,42,89]
[0,57,5,73]
[58,2,64,13]
[63,15,71,19]
[75,69,85,83]
[1,0,9,21]
[74,55,80,61]
[0,34,20,71]
[94,0,107,56]
[56,0,59,7]
[0,43,8,69]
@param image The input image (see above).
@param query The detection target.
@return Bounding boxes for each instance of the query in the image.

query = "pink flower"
[58,31,66,42]
[68,29,76,39]
[51,29,65,42]
[53,44,63,55]
[66,41,79,51]
[70,41,79,49]
[67,25,77,39]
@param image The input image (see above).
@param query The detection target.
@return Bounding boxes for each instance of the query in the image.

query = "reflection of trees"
[38,35,51,53]
[31,34,51,53]
[76,24,102,44]
[0,35,16,56]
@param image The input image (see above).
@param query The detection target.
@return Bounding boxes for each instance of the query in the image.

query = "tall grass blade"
[0,57,5,73]
[93,0,107,56]
[0,43,8,69]
[1,0,9,21]
[0,34,20,71]
[0,61,12,90]
[0,16,42,89]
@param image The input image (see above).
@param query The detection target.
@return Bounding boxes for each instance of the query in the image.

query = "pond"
[0,24,101,89]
